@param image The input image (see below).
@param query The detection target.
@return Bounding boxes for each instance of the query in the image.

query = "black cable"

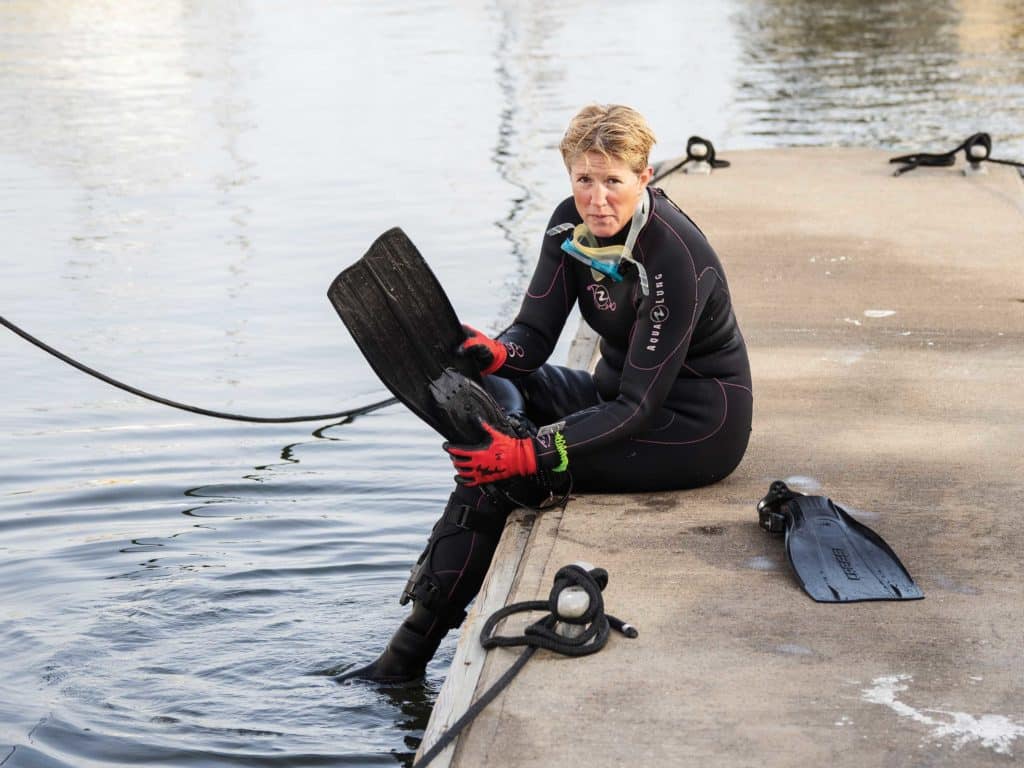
[889,132,1024,176]
[1,314,397,424]
[412,564,637,768]
[987,157,1024,169]
[413,644,536,768]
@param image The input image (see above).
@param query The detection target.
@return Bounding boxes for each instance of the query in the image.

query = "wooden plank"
[566,316,599,370]
[418,316,595,765]
[416,508,537,766]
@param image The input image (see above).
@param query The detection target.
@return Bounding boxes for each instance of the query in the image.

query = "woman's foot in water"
[336,605,447,684]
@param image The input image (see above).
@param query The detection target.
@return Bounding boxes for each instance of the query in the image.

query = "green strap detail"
[552,432,569,473]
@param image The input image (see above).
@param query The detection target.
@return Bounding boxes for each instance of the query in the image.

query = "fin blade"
[328,228,501,443]
[782,495,923,603]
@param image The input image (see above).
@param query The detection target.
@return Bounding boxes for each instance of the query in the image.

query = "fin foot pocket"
[756,480,923,603]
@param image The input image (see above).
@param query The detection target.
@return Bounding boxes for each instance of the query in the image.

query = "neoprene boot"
[337,603,448,684]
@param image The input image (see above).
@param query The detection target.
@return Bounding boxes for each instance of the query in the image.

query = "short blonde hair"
[559,104,657,174]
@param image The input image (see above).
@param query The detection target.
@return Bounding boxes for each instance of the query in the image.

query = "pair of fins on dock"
[328,227,923,604]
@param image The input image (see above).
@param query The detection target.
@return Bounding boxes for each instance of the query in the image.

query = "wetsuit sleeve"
[535,211,707,467]
[492,202,580,376]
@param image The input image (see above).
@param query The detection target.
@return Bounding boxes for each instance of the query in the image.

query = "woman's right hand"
[444,417,537,486]
[458,324,507,375]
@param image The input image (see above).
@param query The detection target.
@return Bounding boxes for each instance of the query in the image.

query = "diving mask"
[559,189,651,295]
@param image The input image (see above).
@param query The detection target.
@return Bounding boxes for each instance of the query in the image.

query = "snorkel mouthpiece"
[560,239,625,282]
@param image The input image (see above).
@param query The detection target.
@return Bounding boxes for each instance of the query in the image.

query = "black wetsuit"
[403,188,752,634]
[496,187,751,489]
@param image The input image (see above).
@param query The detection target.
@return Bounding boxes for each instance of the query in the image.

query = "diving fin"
[757,480,923,603]
[327,227,497,443]
[329,228,566,507]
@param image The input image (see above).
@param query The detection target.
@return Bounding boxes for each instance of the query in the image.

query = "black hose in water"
[1,314,396,424]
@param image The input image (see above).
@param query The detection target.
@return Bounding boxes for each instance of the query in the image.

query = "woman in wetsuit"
[342,104,752,683]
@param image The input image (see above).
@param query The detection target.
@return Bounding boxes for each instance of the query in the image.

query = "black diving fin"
[757,481,923,603]
[327,227,489,442]
[328,227,566,507]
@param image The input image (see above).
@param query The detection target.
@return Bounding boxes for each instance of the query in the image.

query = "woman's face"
[569,151,653,238]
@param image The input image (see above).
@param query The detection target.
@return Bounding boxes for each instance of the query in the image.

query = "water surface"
[2,1,1022,765]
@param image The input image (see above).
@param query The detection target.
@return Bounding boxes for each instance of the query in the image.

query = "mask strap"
[620,189,651,295]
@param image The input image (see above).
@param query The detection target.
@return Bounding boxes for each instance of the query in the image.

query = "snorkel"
[560,235,627,282]
[560,188,651,295]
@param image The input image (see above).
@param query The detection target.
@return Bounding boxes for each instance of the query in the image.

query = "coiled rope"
[889,132,1024,176]
[413,564,637,768]
[651,135,730,183]
[1,314,396,423]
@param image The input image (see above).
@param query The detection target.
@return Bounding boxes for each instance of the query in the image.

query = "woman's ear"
[638,165,654,187]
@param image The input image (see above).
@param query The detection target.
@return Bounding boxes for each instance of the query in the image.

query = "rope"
[1,314,397,424]
[413,564,637,768]
[889,132,1024,176]
[651,135,731,183]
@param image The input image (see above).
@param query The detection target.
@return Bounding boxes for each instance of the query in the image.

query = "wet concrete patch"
[932,575,981,596]
[688,525,727,536]
[773,643,815,656]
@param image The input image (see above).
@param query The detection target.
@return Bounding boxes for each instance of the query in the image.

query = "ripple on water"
[3,1,1023,766]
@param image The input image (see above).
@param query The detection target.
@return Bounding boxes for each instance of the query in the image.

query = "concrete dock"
[419,148,1024,767]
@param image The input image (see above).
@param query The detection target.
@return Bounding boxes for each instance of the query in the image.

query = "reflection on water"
[733,0,1024,152]
[2,1,1023,766]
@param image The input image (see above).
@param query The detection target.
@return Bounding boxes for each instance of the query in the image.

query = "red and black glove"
[444,419,537,487]
[458,324,507,375]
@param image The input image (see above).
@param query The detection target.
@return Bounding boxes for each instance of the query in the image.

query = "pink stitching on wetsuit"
[633,378,729,445]
[696,265,724,286]
[561,208,742,451]
[624,213,700,372]
[557,212,707,450]
[526,257,567,300]
[565,353,674,450]
[681,362,752,396]
[502,362,536,373]
[444,531,477,601]
[445,490,488,601]
[639,410,677,434]
[721,380,753,396]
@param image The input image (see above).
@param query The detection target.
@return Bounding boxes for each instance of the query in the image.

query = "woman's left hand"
[444,419,537,486]
[458,324,508,375]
